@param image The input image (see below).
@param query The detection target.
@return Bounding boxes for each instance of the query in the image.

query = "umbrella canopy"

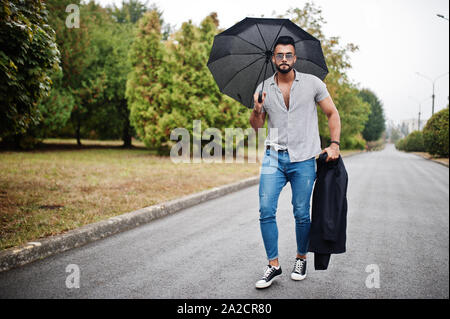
[207,17,328,109]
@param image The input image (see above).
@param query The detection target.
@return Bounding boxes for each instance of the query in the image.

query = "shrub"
[403,130,425,152]
[423,107,449,157]
[395,138,406,151]
[341,133,366,150]
[367,136,386,151]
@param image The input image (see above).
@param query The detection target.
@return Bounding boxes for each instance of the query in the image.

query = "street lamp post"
[415,72,449,116]
[409,96,430,131]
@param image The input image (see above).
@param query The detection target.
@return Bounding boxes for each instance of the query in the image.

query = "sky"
[95,0,449,124]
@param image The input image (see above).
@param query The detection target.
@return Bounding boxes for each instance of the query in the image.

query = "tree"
[359,88,386,141]
[109,0,148,24]
[165,13,249,147]
[69,1,113,146]
[43,0,130,146]
[38,0,104,146]
[0,0,60,145]
[35,70,76,138]
[82,5,135,146]
[29,0,80,141]
[126,10,166,151]
[108,0,173,39]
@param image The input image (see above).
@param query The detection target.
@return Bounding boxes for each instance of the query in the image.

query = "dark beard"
[276,63,293,74]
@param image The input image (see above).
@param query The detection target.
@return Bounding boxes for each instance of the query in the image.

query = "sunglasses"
[274,53,295,62]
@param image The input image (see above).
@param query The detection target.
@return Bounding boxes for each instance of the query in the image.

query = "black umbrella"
[207,17,328,109]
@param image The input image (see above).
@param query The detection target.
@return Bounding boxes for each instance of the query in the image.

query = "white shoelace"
[294,259,304,273]
[262,266,276,279]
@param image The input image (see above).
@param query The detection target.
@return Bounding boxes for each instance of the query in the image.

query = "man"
[249,35,341,289]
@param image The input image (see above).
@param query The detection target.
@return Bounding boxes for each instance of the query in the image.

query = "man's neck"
[276,69,295,85]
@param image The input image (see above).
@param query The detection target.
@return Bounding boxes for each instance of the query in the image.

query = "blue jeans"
[259,148,316,261]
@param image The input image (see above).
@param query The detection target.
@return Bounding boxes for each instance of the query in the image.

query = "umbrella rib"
[229,52,265,56]
[270,59,275,73]
[233,35,265,52]
[221,56,265,92]
[207,52,265,67]
[269,20,287,51]
[252,61,270,107]
[250,60,268,106]
[255,23,268,51]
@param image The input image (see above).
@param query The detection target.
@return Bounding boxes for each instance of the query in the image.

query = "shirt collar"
[269,68,301,86]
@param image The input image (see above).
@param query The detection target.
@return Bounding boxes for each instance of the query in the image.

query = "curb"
[0,176,260,273]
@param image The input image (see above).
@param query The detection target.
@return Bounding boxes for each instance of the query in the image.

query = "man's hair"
[273,36,296,52]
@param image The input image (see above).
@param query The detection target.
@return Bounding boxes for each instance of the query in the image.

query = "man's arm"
[318,96,341,161]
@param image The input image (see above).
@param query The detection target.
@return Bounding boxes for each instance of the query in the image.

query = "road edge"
[0,150,366,273]
[411,152,449,168]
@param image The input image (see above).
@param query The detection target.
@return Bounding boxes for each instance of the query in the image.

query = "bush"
[341,134,366,150]
[395,138,406,151]
[395,131,425,152]
[404,131,425,152]
[423,107,449,157]
[367,139,385,151]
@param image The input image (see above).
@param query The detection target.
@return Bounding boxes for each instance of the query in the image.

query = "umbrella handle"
[258,90,263,103]
[258,61,269,104]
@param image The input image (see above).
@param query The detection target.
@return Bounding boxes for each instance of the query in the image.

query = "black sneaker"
[291,258,307,280]
[255,265,282,289]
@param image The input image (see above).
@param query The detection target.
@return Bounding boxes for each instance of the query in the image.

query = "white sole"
[255,277,277,289]
[291,271,307,281]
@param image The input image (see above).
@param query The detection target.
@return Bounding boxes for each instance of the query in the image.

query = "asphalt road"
[0,143,448,299]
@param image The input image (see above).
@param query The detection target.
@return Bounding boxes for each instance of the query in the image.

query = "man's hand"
[250,91,267,131]
[321,143,340,162]
[253,91,266,114]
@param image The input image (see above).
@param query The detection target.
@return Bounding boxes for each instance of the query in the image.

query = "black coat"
[308,152,348,270]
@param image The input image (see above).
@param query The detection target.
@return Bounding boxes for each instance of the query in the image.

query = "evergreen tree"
[126,10,167,150]
[359,88,386,141]
[109,0,148,24]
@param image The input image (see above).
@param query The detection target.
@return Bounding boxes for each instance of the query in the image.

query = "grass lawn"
[0,138,363,251]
